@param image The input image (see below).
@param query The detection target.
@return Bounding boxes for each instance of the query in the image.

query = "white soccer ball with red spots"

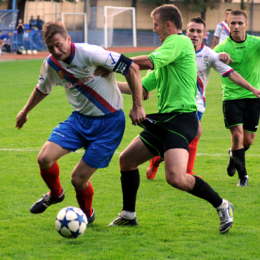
[55,207,88,239]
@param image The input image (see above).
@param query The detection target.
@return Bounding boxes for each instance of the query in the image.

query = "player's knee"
[232,131,243,144]
[119,153,134,170]
[37,153,53,168]
[71,175,84,189]
[244,137,254,147]
[165,173,184,190]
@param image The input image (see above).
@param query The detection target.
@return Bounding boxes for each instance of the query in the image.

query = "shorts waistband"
[73,110,123,120]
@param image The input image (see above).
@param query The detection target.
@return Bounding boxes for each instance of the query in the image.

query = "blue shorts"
[48,110,125,168]
[196,111,203,121]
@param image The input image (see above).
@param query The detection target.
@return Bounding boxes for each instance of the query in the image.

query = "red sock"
[76,181,94,217]
[187,137,199,175]
[40,162,63,197]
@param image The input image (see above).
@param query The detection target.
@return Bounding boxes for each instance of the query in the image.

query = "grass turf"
[0,55,260,259]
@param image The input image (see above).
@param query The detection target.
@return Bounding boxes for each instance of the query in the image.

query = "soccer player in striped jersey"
[212,8,232,48]
[146,16,260,181]
[15,20,146,224]
[214,9,260,186]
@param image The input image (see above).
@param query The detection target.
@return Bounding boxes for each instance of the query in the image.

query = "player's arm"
[125,62,146,125]
[130,56,154,70]
[117,81,150,100]
[212,36,219,49]
[117,81,132,94]
[228,72,260,98]
[16,88,47,129]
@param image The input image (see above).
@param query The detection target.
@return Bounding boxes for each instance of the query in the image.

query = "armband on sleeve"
[113,54,133,76]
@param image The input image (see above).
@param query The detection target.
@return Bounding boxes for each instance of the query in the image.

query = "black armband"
[113,54,132,76]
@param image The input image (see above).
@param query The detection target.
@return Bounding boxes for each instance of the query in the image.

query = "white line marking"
[0,148,121,154]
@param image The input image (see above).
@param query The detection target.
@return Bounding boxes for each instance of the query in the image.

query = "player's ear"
[166,21,171,28]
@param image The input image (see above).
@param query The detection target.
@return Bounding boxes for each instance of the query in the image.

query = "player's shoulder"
[198,45,218,61]
[166,34,191,44]
[246,34,260,44]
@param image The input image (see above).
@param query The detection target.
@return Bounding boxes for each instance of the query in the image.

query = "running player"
[146,17,260,180]
[15,20,145,224]
[108,4,234,234]
[214,9,260,186]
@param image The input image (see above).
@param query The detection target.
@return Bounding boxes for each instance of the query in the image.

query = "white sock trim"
[121,210,136,219]
[216,199,229,210]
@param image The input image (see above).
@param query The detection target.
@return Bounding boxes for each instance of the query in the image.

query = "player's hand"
[94,66,111,78]
[16,110,28,129]
[218,52,234,64]
[129,106,146,125]
[143,92,151,101]
[252,88,260,99]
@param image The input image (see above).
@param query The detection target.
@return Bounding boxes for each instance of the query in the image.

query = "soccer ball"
[32,50,38,55]
[27,50,32,55]
[55,207,88,239]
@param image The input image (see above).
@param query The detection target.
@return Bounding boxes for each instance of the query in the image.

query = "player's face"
[45,33,72,61]
[229,15,248,41]
[186,22,206,51]
[153,14,169,42]
[225,11,231,21]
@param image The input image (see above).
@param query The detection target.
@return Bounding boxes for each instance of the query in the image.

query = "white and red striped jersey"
[196,44,234,113]
[214,21,230,44]
[36,43,130,116]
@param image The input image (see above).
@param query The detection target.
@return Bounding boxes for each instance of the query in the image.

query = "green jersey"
[214,34,260,101]
[142,34,197,113]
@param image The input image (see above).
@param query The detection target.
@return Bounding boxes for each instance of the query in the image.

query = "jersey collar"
[67,42,76,64]
[196,43,204,54]
[230,34,247,43]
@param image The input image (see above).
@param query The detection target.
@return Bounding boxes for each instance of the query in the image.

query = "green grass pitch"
[0,53,260,259]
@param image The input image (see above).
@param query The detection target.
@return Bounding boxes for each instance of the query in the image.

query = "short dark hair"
[229,9,248,20]
[225,8,233,13]
[151,4,183,30]
[42,20,68,41]
[188,17,206,30]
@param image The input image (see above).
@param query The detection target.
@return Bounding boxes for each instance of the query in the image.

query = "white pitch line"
[0,148,259,156]
[0,148,121,154]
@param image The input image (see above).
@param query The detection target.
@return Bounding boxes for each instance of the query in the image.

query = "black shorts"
[139,112,198,158]
[223,98,260,133]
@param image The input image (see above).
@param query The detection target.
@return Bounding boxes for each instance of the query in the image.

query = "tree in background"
[134,0,221,21]
[183,0,221,21]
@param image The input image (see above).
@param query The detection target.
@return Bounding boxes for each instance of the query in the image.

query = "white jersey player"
[37,43,125,116]
[212,8,232,48]
[16,21,146,224]
[214,21,230,44]
[195,43,233,114]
